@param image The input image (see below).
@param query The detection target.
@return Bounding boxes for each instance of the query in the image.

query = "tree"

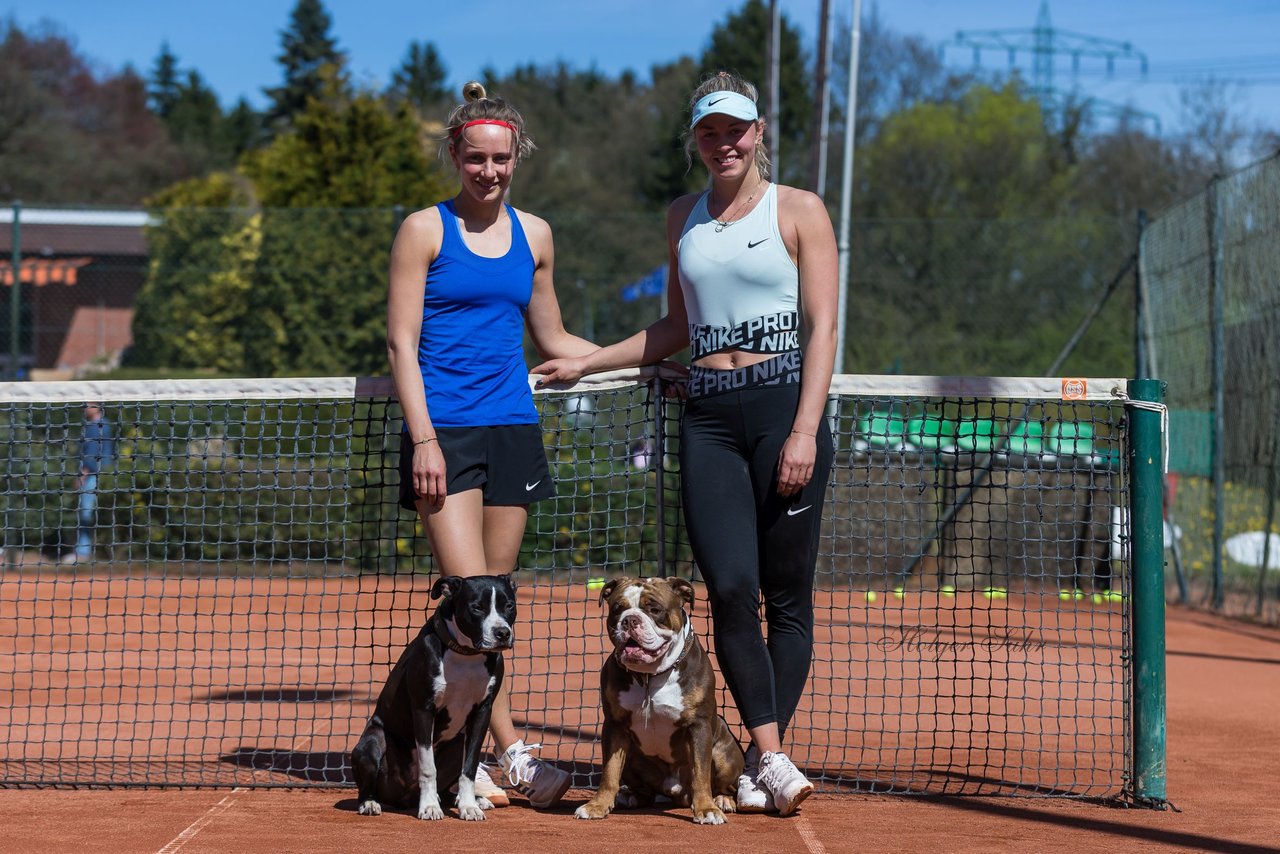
[237,94,452,375]
[263,0,347,131]
[0,21,182,203]
[852,82,1134,376]
[146,45,261,173]
[166,70,223,147]
[129,173,259,373]
[221,97,263,160]
[148,42,181,119]
[1176,79,1250,175]
[699,0,812,184]
[389,40,448,114]
[134,92,451,376]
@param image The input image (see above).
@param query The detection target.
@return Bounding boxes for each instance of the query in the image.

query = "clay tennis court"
[2,571,1278,853]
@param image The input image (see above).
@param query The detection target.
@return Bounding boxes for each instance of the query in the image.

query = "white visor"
[689,91,759,129]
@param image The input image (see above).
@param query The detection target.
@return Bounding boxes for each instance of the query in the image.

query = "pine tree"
[263,0,347,131]
[389,40,448,113]
[166,69,223,145]
[148,42,181,119]
[220,98,263,159]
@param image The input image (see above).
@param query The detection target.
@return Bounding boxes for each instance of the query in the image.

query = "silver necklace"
[711,185,762,232]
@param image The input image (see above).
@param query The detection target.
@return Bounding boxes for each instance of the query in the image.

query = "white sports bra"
[677,183,800,361]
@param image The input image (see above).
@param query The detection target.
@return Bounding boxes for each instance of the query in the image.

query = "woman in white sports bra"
[532,71,838,817]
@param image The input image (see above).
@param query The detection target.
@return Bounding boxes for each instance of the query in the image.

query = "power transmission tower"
[950,0,1160,132]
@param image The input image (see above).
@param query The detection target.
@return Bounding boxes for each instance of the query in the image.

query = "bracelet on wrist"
[414,437,438,447]
[790,429,815,437]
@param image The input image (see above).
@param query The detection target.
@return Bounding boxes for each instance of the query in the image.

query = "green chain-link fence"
[1141,152,1280,623]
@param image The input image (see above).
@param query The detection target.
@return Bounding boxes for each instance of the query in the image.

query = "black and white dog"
[351,574,516,821]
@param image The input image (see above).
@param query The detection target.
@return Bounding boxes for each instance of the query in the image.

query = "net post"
[1129,377,1168,806]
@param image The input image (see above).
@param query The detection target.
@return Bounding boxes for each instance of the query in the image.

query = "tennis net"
[0,372,1156,800]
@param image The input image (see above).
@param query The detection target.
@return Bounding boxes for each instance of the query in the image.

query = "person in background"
[386,81,597,809]
[63,403,115,565]
[532,70,838,817]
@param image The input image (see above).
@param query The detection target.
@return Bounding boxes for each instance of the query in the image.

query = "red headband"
[452,119,518,138]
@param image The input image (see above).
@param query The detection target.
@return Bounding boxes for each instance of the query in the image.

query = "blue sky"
[8,0,1279,137]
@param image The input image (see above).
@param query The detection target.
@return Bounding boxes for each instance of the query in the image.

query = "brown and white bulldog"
[574,576,744,825]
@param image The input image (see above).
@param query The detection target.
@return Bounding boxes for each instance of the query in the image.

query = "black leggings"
[679,383,834,733]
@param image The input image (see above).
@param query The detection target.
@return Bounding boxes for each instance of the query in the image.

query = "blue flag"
[620,266,666,302]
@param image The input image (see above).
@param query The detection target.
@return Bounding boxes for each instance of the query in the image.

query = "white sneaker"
[60,552,80,566]
[756,751,813,816]
[499,740,571,809]
[473,763,510,807]
[736,745,775,813]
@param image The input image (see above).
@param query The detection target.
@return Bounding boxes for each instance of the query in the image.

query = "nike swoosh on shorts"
[525,480,542,491]
[787,505,812,516]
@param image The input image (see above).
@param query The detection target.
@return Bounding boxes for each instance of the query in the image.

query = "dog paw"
[574,802,612,820]
[357,800,382,816]
[477,796,495,811]
[714,794,737,814]
[458,803,487,822]
[693,806,727,825]
[416,803,445,821]
[615,787,643,809]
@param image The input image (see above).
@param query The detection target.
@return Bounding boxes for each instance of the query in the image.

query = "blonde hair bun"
[462,81,487,102]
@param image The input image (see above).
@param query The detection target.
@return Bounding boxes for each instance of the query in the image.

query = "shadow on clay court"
[1165,648,1280,667]
[220,747,352,784]
[218,748,591,789]
[1178,613,1280,647]
[199,687,363,703]
[924,794,1280,854]
[510,716,600,744]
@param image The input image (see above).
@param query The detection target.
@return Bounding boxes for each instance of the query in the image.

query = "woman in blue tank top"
[385,82,597,812]
[533,72,839,819]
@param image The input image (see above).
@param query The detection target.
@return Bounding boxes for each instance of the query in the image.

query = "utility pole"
[767,0,781,174]
[809,0,833,197]
[951,0,1159,131]
[835,0,863,374]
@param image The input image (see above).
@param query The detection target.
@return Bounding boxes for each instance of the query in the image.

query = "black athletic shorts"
[398,424,556,511]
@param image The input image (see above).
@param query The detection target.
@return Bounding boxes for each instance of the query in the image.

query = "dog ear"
[431,576,462,600]
[599,577,627,606]
[495,573,517,593]
[665,577,695,607]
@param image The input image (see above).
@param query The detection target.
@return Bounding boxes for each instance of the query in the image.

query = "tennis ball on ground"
[1091,593,1104,605]
[893,586,905,599]
[586,577,606,592]
[865,590,877,603]
[1073,589,1085,601]
[940,584,956,597]
[1104,590,1125,603]
[993,587,1008,599]
[982,587,997,599]
[1059,589,1073,601]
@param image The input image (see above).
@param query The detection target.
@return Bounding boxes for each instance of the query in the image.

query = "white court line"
[796,812,829,854]
[153,710,334,853]
[154,787,247,854]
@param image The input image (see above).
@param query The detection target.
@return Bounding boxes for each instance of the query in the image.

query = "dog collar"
[434,617,487,656]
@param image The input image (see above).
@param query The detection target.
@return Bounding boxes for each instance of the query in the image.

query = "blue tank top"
[417,199,537,427]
